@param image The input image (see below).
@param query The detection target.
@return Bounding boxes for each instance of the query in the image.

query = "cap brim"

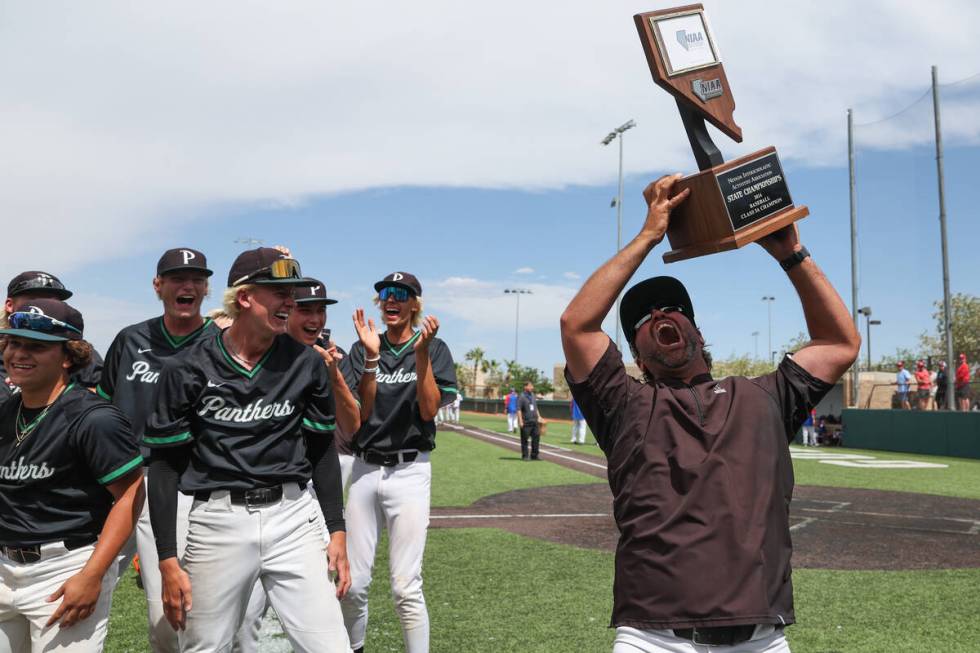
[158,266,214,277]
[0,328,70,342]
[251,276,320,288]
[9,288,73,301]
[295,297,339,305]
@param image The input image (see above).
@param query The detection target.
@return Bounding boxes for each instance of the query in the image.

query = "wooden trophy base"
[662,146,809,264]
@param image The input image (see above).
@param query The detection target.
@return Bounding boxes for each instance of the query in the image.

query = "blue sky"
[2,1,978,377]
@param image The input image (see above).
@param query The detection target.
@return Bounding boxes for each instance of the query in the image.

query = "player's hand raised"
[46,569,102,628]
[159,558,192,631]
[415,316,439,352]
[353,309,381,359]
[314,343,344,373]
[641,173,690,244]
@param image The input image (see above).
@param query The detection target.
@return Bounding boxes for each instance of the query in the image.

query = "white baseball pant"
[571,419,588,444]
[507,413,518,433]
[342,454,431,653]
[179,483,351,653]
[338,454,355,494]
[0,543,118,653]
[612,626,790,653]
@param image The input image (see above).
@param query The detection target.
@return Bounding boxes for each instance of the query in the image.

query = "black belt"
[1,537,97,565]
[194,482,301,508]
[673,625,759,646]
[359,450,419,467]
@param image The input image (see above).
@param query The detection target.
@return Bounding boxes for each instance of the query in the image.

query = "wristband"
[779,246,810,272]
[365,355,381,363]
[363,366,378,374]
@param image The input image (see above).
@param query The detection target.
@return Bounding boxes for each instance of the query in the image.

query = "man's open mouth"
[176,295,196,306]
[302,325,318,335]
[10,363,34,370]
[654,320,683,348]
[384,307,400,318]
[273,311,290,321]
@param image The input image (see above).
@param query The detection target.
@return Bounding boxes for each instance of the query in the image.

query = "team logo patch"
[0,457,55,481]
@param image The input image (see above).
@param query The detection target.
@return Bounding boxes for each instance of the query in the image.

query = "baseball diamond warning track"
[438,423,980,570]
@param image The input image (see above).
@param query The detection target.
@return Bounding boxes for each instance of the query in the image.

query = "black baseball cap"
[157,248,213,277]
[0,298,84,342]
[227,248,317,288]
[295,278,338,305]
[620,276,696,346]
[374,272,422,296]
[6,271,72,300]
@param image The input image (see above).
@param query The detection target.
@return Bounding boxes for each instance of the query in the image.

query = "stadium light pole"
[931,65,956,409]
[869,320,881,370]
[602,119,636,352]
[504,289,531,365]
[751,331,760,360]
[858,307,874,370]
[847,108,860,407]
[234,236,265,247]
[762,296,775,364]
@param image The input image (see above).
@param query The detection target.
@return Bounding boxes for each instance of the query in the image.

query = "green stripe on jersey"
[302,418,336,432]
[98,455,144,484]
[144,432,192,445]
[95,385,112,401]
[440,386,458,394]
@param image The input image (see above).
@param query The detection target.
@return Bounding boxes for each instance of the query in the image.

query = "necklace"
[223,333,262,368]
[14,384,72,447]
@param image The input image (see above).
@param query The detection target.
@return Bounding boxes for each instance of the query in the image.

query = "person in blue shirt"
[570,399,587,445]
[895,361,913,410]
[505,388,519,433]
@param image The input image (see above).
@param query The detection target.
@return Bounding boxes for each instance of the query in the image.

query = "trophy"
[634,4,808,263]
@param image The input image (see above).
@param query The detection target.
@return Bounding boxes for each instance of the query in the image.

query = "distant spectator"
[914,360,932,410]
[450,390,463,423]
[801,408,817,446]
[517,382,541,461]
[570,399,587,445]
[955,353,972,411]
[895,361,912,410]
[934,361,948,410]
[505,388,519,433]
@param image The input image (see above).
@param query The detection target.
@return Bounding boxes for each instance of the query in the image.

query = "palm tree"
[464,347,485,395]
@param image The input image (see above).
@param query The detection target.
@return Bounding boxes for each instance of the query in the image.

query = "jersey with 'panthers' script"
[349,332,457,453]
[97,317,218,448]
[144,331,337,491]
[0,384,142,545]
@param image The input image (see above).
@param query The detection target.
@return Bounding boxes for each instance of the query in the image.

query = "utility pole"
[602,119,636,352]
[848,109,860,407]
[931,66,956,409]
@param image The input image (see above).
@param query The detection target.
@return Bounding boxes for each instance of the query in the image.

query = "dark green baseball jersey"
[0,384,142,545]
[348,332,457,453]
[144,332,337,491]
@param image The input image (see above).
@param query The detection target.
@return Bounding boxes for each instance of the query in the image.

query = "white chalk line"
[432,513,610,520]
[446,424,608,471]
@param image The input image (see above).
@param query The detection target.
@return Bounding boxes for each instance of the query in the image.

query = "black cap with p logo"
[295,278,338,305]
[157,248,213,277]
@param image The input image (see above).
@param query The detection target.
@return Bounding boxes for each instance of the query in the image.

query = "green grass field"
[104,424,979,652]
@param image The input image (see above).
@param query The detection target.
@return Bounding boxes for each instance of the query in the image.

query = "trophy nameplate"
[634,4,808,263]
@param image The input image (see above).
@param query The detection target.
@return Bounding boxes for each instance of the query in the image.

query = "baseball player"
[287,281,380,490]
[1,271,103,399]
[342,272,457,653]
[98,248,265,652]
[0,298,144,652]
[145,248,359,653]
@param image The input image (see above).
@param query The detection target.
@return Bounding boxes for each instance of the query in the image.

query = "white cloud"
[563,271,581,280]
[429,277,575,331]
[2,1,979,273]
[514,267,535,275]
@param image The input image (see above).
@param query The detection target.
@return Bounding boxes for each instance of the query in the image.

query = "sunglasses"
[379,286,413,302]
[634,306,687,331]
[8,311,82,335]
[233,258,303,286]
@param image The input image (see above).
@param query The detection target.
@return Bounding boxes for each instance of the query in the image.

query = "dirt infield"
[436,424,980,570]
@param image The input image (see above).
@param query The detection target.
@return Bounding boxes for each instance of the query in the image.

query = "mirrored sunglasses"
[234,258,303,286]
[8,312,82,335]
[634,306,687,331]
[379,286,412,302]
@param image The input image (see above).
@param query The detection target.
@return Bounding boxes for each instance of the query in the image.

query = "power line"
[852,70,980,127]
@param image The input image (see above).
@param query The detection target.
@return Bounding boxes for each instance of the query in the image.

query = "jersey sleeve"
[302,354,337,436]
[336,346,359,394]
[347,341,366,392]
[751,354,834,442]
[72,405,143,485]
[144,356,202,449]
[430,339,458,407]
[96,331,124,401]
[565,338,636,452]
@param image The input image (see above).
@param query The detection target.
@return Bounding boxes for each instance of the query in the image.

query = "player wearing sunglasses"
[341,272,457,653]
[0,299,143,652]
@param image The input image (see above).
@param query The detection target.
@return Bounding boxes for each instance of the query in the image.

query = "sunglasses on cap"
[8,311,82,335]
[233,258,303,286]
[379,286,413,302]
[633,306,688,331]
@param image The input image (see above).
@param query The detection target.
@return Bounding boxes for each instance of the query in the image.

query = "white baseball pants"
[342,455,431,653]
[338,454,355,494]
[571,419,588,444]
[613,626,790,653]
[179,483,351,653]
[0,543,117,653]
[507,413,518,432]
